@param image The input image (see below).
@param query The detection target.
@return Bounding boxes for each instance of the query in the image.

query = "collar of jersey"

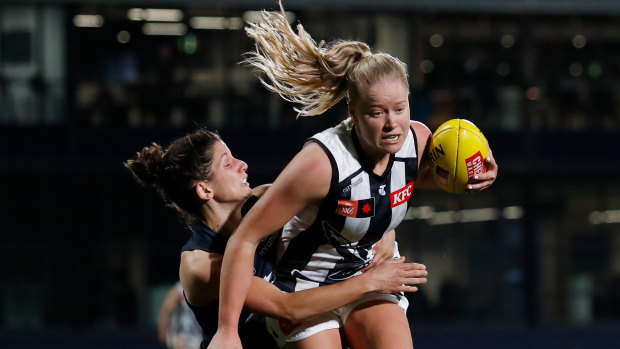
[351,128,394,181]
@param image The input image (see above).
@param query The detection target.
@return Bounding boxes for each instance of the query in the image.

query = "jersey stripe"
[274,118,418,292]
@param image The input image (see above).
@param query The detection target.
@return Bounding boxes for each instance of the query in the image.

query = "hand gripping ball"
[428,119,489,193]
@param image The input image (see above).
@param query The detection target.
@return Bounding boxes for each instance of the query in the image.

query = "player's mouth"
[382,134,400,144]
[241,177,249,186]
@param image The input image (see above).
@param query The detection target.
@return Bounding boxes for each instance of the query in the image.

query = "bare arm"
[209,143,332,348]
[245,257,427,322]
[251,183,271,197]
[410,121,438,189]
[185,245,426,326]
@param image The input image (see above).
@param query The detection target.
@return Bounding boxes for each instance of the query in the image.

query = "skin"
[180,141,429,343]
[157,284,186,345]
[210,76,498,349]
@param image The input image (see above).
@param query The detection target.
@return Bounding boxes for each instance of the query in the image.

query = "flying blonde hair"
[243,1,409,117]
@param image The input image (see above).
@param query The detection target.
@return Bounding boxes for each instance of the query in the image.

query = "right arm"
[245,256,426,322]
[183,244,427,324]
[210,143,333,348]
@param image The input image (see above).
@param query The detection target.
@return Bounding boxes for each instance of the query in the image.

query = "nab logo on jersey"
[391,181,414,208]
[336,200,357,217]
[336,198,375,218]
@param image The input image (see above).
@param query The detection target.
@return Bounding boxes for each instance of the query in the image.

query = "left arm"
[411,121,438,189]
[245,256,427,322]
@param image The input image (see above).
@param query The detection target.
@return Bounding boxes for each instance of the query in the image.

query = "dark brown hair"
[125,129,222,226]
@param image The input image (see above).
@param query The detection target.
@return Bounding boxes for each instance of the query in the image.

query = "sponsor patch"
[336,198,375,218]
[465,151,486,179]
[390,181,414,208]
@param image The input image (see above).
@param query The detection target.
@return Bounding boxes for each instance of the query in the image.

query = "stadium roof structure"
[13,0,620,14]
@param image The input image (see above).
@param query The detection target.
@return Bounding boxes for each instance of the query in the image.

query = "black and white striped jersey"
[274,118,418,292]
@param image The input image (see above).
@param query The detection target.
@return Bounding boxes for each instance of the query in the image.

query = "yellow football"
[428,119,489,194]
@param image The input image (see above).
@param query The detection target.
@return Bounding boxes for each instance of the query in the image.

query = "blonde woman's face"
[349,76,410,160]
[208,141,253,203]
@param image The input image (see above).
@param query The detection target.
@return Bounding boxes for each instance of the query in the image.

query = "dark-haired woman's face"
[208,141,253,203]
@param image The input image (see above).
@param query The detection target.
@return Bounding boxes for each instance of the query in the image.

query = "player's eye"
[371,111,383,117]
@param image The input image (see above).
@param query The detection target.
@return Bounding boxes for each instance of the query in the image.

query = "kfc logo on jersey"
[390,181,414,208]
[336,198,375,218]
[465,151,486,179]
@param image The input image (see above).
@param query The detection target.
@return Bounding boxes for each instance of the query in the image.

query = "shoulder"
[292,141,332,175]
[269,141,332,204]
[310,118,354,154]
[410,120,432,153]
[410,120,432,141]
[180,250,222,286]
[180,250,221,304]
[294,142,333,183]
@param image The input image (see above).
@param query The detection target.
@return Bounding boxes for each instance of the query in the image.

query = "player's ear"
[348,103,357,120]
[195,181,213,201]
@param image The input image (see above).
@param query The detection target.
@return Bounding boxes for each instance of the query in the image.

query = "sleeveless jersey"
[274,118,418,293]
[181,196,279,348]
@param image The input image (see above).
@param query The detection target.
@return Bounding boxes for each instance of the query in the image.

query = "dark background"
[1,0,620,348]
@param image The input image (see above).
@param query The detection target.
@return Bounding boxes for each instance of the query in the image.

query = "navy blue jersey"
[182,195,279,348]
[274,118,418,292]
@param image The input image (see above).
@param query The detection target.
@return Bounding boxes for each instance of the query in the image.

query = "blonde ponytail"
[243,2,371,117]
[244,1,409,117]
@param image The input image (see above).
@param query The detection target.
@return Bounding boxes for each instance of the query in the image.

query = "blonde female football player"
[125,129,429,348]
[210,2,498,349]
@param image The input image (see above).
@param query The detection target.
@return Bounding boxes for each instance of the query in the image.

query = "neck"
[352,128,392,176]
[201,200,245,236]
[371,154,392,175]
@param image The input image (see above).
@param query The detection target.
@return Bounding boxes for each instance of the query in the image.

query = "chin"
[383,142,405,154]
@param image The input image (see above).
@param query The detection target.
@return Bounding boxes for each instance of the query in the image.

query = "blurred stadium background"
[1,0,620,348]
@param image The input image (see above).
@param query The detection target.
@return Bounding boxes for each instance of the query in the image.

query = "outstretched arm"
[246,256,426,322]
[185,240,426,327]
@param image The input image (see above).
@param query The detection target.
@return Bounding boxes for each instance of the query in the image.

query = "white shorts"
[265,292,409,348]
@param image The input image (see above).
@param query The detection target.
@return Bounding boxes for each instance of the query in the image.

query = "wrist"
[218,322,239,334]
[356,270,375,293]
